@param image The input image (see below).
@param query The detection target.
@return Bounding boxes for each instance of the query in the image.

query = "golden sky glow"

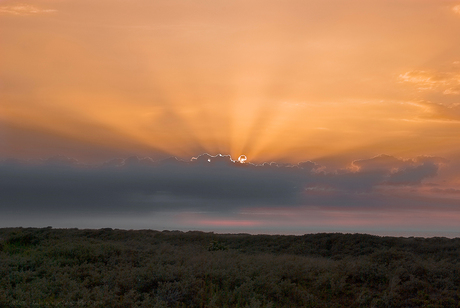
[2,0,460,166]
[4,1,460,237]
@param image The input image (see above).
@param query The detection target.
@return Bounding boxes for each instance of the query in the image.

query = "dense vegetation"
[0,227,459,307]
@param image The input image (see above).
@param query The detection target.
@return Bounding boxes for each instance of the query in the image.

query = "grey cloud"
[0,154,446,216]
[387,162,438,185]
[414,156,448,164]
[353,154,409,172]
[353,155,446,185]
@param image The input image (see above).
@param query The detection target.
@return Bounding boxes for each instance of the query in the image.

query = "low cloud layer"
[0,154,447,217]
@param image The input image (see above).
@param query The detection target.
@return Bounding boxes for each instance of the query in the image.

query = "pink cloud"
[236,204,460,232]
[197,219,261,227]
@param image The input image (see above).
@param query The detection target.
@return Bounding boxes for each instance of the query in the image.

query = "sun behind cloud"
[1,0,460,236]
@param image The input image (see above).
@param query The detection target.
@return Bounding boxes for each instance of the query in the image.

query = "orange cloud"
[0,4,56,15]
[410,101,460,122]
[399,70,460,95]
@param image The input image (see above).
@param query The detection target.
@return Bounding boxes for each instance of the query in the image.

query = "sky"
[1,0,460,236]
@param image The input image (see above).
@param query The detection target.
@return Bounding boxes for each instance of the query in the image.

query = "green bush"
[0,227,459,307]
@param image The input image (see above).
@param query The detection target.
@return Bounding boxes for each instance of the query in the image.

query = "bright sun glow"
[238,155,247,163]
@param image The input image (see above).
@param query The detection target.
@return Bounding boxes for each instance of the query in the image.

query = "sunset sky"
[2,0,460,236]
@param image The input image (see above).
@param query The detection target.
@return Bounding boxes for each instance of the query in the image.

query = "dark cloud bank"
[0,154,446,218]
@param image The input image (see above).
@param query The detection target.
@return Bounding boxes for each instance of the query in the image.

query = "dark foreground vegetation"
[0,228,459,307]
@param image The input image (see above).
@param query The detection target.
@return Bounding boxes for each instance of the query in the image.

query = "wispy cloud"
[399,69,460,95]
[0,4,56,16]
[410,101,460,122]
